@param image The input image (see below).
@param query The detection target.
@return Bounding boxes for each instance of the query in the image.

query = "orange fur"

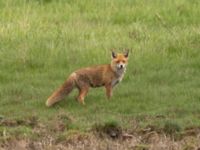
[46,51,129,107]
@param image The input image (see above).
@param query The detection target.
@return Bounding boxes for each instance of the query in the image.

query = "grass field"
[0,0,200,147]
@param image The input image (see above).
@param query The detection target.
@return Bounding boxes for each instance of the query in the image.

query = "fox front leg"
[105,84,113,99]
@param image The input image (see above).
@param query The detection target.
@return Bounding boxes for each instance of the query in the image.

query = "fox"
[46,50,129,107]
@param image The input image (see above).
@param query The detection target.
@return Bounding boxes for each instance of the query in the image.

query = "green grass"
[0,0,200,138]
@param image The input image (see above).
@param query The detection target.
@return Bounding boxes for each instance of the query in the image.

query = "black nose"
[120,65,123,68]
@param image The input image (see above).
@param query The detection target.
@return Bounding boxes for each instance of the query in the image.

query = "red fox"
[46,50,129,107]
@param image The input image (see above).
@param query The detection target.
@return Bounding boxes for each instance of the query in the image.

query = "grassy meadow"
[0,0,200,140]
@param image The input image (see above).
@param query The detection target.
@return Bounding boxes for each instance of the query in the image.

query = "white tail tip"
[46,99,52,107]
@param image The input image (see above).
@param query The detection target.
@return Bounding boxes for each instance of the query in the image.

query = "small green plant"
[163,120,182,135]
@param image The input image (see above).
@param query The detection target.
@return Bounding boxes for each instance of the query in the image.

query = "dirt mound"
[1,117,200,150]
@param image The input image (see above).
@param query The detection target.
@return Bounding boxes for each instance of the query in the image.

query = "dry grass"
[1,131,200,150]
[1,116,200,150]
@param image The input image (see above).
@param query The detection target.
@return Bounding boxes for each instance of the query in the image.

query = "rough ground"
[1,132,200,150]
[1,117,200,150]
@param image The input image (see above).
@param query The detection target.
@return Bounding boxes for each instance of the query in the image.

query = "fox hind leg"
[77,86,89,105]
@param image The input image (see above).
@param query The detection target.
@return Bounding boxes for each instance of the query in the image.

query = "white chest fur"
[111,69,126,87]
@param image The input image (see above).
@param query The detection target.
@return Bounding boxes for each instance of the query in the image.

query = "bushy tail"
[46,76,75,107]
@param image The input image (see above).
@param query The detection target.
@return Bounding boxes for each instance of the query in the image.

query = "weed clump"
[93,121,122,139]
[163,121,181,135]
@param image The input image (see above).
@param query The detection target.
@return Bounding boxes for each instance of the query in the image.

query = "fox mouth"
[117,66,125,70]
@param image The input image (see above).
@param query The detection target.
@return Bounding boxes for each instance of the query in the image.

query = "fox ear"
[111,51,117,59]
[124,49,129,58]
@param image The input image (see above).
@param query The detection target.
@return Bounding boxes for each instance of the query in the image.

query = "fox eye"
[122,60,126,63]
[116,60,120,63]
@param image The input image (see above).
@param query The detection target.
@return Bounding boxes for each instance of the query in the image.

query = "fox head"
[111,50,129,72]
